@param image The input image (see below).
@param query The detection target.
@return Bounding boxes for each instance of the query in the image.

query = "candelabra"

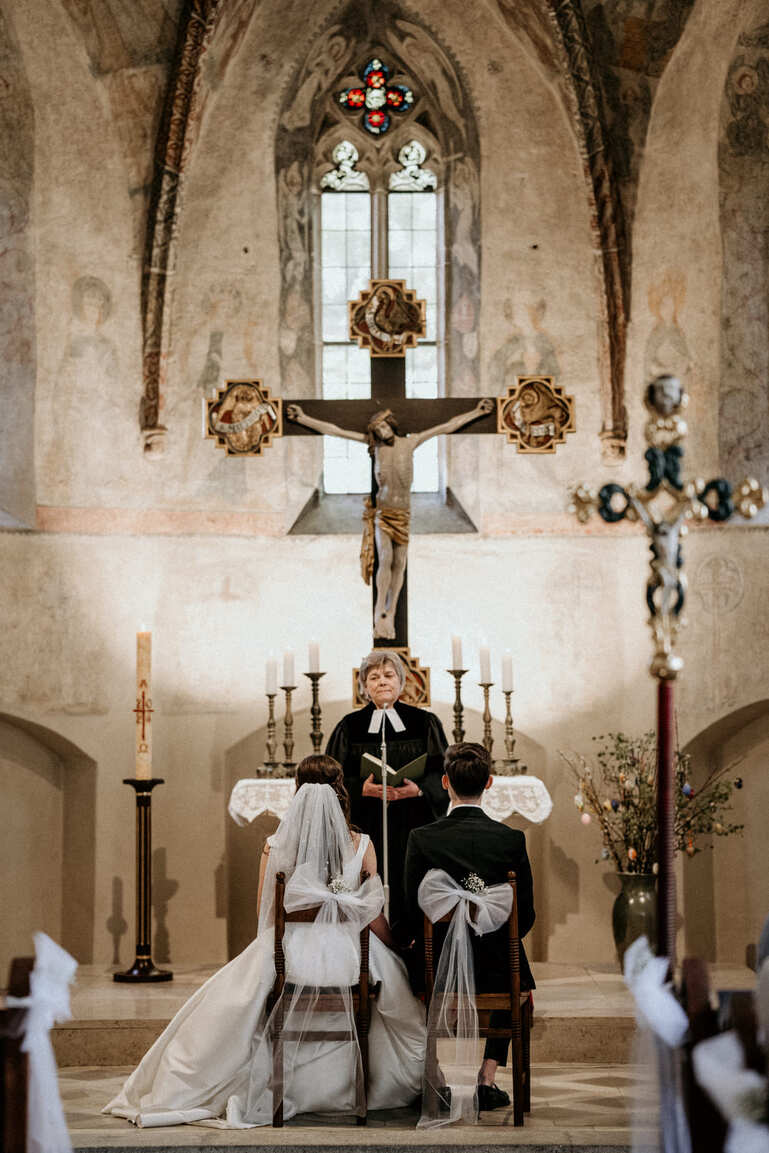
[480,682,494,758]
[498,689,526,774]
[263,692,280,771]
[281,684,297,771]
[304,670,326,753]
[447,669,467,744]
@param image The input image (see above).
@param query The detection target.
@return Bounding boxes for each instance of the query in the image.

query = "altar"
[228,772,553,827]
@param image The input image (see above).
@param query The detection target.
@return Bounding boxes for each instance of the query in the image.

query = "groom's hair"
[444,742,490,799]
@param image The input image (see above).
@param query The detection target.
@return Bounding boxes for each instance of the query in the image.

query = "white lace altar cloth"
[228,773,552,826]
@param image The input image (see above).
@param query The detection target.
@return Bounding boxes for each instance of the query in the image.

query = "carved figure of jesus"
[286,398,493,638]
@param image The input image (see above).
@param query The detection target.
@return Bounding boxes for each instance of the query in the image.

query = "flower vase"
[612,873,657,968]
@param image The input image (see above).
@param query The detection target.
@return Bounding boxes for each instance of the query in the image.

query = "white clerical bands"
[368,706,406,734]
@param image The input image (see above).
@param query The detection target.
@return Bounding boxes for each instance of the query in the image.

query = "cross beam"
[281,396,497,437]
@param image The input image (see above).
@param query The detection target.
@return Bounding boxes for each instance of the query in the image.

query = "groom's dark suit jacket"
[402,805,535,992]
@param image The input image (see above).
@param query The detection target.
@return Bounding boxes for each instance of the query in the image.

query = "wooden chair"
[423,870,531,1126]
[0,957,34,1153]
[267,871,380,1127]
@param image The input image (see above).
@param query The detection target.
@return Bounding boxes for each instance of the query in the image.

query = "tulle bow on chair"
[6,931,78,1153]
[257,851,386,1125]
[417,868,512,1127]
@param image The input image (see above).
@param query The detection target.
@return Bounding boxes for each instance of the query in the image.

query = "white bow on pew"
[6,931,77,1153]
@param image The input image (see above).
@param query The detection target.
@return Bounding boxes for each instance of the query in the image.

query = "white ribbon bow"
[367,706,406,734]
[692,1032,769,1153]
[418,869,513,936]
[284,863,385,928]
[6,932,77,1153]
[417,869,513,1128]
[623,936,691,1153]
[623,934,689,1047]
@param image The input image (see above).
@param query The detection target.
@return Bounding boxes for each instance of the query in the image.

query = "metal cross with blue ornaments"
[570,374,766,963]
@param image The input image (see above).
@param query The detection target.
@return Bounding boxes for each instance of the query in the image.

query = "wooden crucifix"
[284,366,494,647]
[206,279,575,657]
[282,277,497,649]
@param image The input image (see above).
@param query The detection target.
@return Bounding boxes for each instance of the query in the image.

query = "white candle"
[283,649,295,687]
[265,658,277,695]
[451,635,463,670]
[309,641,320,674]
[135,631,153,780]
[502,650,514,692]
[479,643,491,684]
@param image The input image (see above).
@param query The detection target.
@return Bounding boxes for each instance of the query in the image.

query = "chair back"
[423,870,521,1006]
[272,870,371,1002]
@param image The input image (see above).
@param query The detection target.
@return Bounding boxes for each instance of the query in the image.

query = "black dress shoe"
[477,1083,510,1111]
[436,1085,452,1110]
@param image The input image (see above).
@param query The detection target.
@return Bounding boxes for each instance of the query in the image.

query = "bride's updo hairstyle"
[295,754,351,826]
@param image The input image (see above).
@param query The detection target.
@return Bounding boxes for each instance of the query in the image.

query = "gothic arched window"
[316,58,442,493]
[276,12,480,524]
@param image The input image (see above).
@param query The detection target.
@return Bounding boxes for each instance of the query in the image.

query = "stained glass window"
[338,58,414,136]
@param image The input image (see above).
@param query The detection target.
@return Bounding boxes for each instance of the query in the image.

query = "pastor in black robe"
[326,699,448,931]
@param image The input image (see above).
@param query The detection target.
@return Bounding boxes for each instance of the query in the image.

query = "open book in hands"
[360,751,427,786]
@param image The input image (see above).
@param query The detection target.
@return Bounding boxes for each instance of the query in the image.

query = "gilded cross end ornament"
[348,280,426,357]
[497,376,575,453]
[204,380,282,456]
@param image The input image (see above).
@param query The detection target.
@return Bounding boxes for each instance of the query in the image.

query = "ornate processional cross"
[205,278,576,696]
[570,374,767,964]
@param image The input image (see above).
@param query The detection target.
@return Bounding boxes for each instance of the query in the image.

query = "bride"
[104,755,426,1127]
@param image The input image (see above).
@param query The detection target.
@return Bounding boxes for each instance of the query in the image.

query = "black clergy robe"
[326,700,448,932]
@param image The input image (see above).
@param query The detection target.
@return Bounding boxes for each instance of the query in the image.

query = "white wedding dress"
[104,789,425,1128]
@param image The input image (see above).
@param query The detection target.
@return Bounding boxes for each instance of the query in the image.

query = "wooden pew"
[0,957,34,1153]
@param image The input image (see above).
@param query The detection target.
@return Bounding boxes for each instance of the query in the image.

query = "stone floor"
[37,961,754,1151]
[63,1060,658,1151]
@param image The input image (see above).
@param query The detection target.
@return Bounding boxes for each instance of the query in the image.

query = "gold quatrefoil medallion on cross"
[348,279,426,357]
[497,375,576,454]
[204,379,283,456]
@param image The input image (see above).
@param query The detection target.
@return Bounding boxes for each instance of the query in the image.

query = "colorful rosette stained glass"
[338,58,414,135]
[339,87,366,110]
[364,109,389,135]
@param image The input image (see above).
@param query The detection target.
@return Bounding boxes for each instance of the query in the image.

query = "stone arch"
[681,698,769,962]
[275,0,481,408]
[0,713,96,976]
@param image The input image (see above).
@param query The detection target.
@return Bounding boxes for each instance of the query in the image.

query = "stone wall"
[1,0,768,968]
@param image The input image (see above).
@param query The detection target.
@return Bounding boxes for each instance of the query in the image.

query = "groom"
[402,742,536,1111]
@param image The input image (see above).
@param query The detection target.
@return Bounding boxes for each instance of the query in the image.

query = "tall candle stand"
[281,684,297,772]
[499,689,526,774]
[448,669,467,744]
[114,779,173,982]
[305,671,326,753]
[264,692,280,771]
[480,682,494,758]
